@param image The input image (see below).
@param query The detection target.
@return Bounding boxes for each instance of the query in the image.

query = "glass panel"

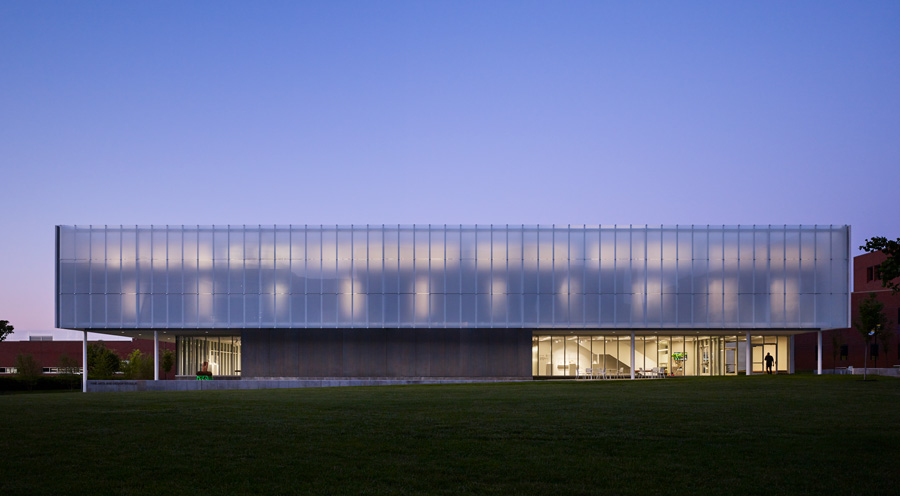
[565,336,578,376]
[212,294,228,324]
[476,293,491,325]
[399,293,415,325]
[523,294,537,324]
[444,294,459,324]
[507,293,522,325]
[261,293,276,325]
[368,293,383,325]
[183,294,198,326]
[461,294,477,325]
[75,228,91,261]
[229,294,243,324]
[537,336,551,376]
[90,294,105,325]
[383,293,399,325]
[429,293,444,325]
[671,336,686,376]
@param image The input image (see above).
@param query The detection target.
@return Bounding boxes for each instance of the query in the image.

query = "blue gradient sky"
[2,1,898,337]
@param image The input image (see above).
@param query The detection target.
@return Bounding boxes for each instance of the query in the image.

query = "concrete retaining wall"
[87,377,529,392]
[847,367,900,377]
[821,367,900,377]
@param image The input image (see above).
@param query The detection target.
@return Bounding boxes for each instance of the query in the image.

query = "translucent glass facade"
[56,225,850,330]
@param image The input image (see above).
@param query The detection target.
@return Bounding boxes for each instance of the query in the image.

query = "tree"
[58,353,80,375]
[860,237,900,293]
[0,320,13,342]
[87,342,120,379]
[831,332,846,373]
[14,353,41,388]
[877,318,894,366]
[854,294,890,380]
[121,349,153,380]
[58,353,81,389]
[162,349,175,380]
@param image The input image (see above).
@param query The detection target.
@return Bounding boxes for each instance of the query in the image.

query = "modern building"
[795,251,900,371]
[56,224,851,390]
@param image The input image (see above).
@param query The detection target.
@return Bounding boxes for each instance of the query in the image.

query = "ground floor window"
[532,333,791,377]
[176,335,242,376]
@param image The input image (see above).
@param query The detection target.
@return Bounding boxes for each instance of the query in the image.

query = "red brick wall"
[795,252,900,371]
[0,339,176,378]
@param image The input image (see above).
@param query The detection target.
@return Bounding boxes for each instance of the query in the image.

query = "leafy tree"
[854,294,890,380]
[57,353,81,389]
[87,342,120,379]
[162,349,175,380]
[122,349,153,380]
[14,353,41,388]
[831,332,846,373]
[860,237,900,293]
[877,320,893,366]
[58,353,80,375]
[0,320,13,342]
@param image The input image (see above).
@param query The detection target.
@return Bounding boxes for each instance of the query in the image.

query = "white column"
[82,331,88,393]
[790,335,795,374]
[745,331,751,376]
[817,330,822,375]
[154,330,159,381]
[630,331,635,380]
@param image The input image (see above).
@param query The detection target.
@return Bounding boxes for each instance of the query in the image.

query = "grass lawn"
[1,375,898,495]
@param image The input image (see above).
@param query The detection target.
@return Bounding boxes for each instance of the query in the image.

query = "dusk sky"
[2,1,898,338]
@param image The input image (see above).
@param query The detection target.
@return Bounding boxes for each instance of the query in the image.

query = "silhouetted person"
[765,352,774,374]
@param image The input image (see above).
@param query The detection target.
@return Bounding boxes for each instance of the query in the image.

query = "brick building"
[0,338,175,378]
[795,251,900,371]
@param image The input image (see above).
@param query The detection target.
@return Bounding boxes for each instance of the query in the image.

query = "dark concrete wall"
[241,328,532,379]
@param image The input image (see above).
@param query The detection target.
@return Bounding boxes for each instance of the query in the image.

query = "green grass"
[1,375,898,495]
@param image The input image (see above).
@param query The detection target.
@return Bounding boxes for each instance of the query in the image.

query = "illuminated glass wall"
[56,225,850,330]
[531,333,791,377]
[176,336,241,376]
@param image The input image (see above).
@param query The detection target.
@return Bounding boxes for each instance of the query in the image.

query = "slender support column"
[82,331,88,393]
[790,335,795,374]
[745,331,751,376]
[630,331,635,380]
[817,330,822,375]
[154,330,159,381]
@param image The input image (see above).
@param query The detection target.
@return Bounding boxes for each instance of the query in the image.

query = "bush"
[0,375,79,393]
[87,342,120,379]
[162,349,175,379]
[122,349,154,380]
[58,353,80,376]
[14,353,42,388]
